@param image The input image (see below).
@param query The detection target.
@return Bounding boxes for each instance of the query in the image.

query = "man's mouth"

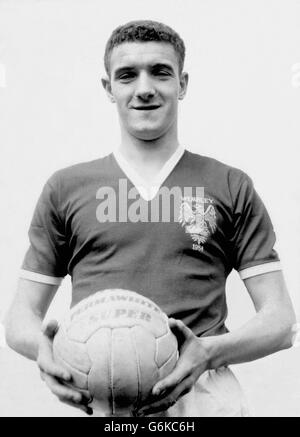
[132,105,161,111]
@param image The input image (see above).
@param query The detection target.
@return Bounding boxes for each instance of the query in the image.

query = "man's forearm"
[201,306,296,370]
[5,279,58,361]
[5,309,42,361]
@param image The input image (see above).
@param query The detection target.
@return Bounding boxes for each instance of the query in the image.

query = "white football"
[53,289,178,416]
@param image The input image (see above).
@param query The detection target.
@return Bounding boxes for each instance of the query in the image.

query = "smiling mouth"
[133,105,161,110]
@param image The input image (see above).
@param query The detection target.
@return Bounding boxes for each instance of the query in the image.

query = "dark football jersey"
[20,148,281,336]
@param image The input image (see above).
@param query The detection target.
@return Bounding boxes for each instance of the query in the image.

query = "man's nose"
[135,73,155,100]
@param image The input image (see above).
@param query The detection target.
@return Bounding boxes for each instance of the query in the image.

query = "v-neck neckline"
[113,146,185,201]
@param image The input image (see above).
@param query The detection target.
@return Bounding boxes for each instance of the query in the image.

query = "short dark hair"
[104,20,186,76]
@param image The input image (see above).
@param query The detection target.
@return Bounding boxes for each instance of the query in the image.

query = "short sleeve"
[229,173,281,279]
[20,173,70,283]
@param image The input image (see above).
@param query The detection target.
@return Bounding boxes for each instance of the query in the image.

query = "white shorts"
[93,366,251,417]
[153,366,251,417]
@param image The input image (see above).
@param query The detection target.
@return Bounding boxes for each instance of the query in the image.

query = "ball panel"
[158,349,178,379]
[70,289,163,319]
[155,331,178,367]
[131,326,159,405]
[87,328,112,414]
[53,351,89,390]
[53,326,91,374]
[110,327,139,415]
[66,289,168,342]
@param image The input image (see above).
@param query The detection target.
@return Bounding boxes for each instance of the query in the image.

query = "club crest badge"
[179,196,217,252]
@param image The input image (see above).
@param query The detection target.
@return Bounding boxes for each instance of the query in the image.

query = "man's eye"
[118,73,135,81]
[153,70,171,76]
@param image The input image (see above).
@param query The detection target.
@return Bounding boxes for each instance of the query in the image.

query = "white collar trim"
[113,145,185,201]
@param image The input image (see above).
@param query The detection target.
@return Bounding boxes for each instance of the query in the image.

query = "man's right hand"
[37,319,93,415]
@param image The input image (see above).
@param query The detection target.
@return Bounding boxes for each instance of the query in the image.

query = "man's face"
[103,42,188,141]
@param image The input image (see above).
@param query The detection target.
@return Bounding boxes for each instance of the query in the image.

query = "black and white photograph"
[0,0,300,418]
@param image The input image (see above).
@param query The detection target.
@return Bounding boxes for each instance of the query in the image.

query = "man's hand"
[133,318,210,417]
[37,319,93,416]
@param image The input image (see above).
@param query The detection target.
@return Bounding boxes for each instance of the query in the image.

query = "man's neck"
[118,129,180,177]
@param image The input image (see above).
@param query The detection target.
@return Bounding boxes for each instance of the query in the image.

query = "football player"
[5,20,296,417]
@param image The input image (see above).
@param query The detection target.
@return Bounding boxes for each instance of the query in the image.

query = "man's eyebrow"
[151,63,175,72]
[113,63,175,77]
[113,66,135,77]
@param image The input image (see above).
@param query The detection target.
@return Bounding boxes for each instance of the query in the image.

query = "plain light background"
[0,0,300,416]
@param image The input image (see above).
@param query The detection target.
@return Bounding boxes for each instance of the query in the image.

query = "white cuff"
[19,269,64,285]
[239,261,282,280]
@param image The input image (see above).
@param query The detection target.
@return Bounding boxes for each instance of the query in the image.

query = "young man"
[5,20,296,417]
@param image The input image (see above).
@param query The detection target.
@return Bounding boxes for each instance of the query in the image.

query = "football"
[52,289,178,416]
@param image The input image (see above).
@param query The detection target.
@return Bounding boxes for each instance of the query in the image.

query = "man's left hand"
[133,318,210,417]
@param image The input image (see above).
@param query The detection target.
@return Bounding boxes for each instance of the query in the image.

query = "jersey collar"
[113,145,185,201]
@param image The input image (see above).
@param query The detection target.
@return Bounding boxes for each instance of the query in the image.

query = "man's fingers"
[41,362,71,382]
[61,400,93,416]
[42,373,93,415]
[41,371,92,405]
[152,359,190,396]
[137,376,194,417]
[37,332,71,381]
[42,372,83,404]
[38,353,71,382]
[42,319,59,339]
[135,390,177,416]
[169,318,193,346]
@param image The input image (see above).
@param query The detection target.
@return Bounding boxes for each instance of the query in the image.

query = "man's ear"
[178,72,189,100]
[101,76,115,103]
